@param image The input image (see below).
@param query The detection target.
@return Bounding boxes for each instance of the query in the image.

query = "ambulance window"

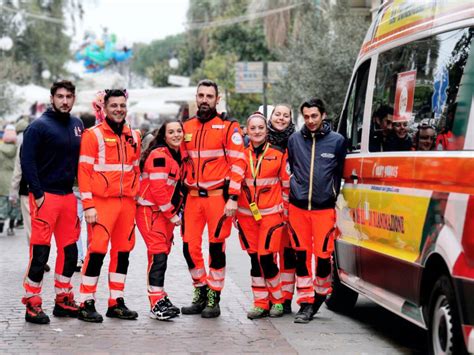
[339,60,370,153]
[371,27,473,152]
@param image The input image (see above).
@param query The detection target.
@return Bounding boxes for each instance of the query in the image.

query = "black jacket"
[287,121,346,210]
[21,108,83,199]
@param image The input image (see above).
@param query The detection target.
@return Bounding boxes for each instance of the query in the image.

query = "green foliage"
[272,1,370,123]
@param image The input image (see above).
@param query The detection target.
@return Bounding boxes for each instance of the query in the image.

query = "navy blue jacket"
[287,121,346,210]
[21,108,83,199]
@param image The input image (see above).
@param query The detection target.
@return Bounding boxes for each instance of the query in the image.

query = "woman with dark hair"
[136,119,185,321]
[267,104,296,314]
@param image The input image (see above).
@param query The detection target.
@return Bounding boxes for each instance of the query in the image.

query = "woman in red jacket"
[136,119,185,321]
[236,112,290,319]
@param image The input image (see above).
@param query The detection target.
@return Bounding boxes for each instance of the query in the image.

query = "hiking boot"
[247,306,269,320]
[312,294,327,315]
[106,297,138,320]
[181,285,208,315]
[163,296,180,315]
[23,296,50,324]
[53,292,79,318]
[269,303,284,318]
[78,299,103,323]
[294,303,314,324]
[283,299,292,314]
[201,288,220,318]
[150,297,177,321]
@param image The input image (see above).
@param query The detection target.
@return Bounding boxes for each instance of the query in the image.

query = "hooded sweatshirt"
[21,108,83,199]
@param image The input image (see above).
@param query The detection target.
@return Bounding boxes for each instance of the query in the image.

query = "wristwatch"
[229,194,238,201]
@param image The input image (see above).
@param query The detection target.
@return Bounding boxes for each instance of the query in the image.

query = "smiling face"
[164,122,184,150]
[393,121,408,139]
[247,115,267,147]
[50,88,75,114]
[104,96,127,123]
[270,105,292,132]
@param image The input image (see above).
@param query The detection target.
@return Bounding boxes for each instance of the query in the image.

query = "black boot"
[181,285,208,315]
[294,303,314,324]
[78,299,103,323]
[106,297,138,320]
[312,294,327,315]
[201,288,221,318]
[23,296,50,324]
[283,299,292,314]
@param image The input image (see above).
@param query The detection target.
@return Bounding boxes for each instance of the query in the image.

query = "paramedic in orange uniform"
[77,89,141,322]
[181,79,246,318]
[236,112,290,320]
[287,97,346,324]
[136,119,185,321]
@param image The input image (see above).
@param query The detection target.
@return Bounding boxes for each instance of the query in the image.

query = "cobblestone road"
[0,224,426,354]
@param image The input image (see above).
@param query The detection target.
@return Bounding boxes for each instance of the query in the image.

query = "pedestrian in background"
[180,79,246,318]
[78,89,141,323]
[20,80,83,324]
[236,112,289,320]
[287,97,346,323]
[136,119,185,321]
[0,124,18,236]
[267,103,296,314]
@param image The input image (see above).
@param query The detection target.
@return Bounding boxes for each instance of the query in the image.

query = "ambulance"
[331,0,474,353]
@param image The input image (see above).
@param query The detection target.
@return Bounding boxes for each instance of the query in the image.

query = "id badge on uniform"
[184,133,192,142]
[249,202,262,221]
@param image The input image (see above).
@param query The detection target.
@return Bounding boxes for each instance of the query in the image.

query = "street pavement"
[0,222,427,354]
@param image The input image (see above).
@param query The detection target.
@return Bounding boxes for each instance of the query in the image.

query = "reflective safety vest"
[183,115,246,195]
[78,121,141,209]
[237,142,290,216]
[137,145,185,219]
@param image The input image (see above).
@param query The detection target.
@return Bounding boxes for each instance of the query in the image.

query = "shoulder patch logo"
[231,132,243,145]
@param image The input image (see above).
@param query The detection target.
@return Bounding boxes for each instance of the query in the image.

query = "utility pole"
[262,61,268,118]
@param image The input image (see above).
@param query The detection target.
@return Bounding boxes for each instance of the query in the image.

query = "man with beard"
[181,79,246,318]
[20,80,83,324]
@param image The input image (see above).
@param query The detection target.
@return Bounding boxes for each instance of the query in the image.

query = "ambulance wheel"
[325,263,358,313]
[427,275,467,355]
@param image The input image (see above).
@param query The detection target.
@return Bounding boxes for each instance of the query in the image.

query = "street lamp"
[41,70,51,80]
[168,57,179,70]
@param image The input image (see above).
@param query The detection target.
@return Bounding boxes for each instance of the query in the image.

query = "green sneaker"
[247,306,269,320]
[269,303,284,318]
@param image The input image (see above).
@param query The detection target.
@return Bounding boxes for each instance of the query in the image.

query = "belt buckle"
[198,189,208,197]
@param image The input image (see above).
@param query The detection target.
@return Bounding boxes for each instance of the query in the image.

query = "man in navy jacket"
[20,80,83,324]
[287,97,346,324]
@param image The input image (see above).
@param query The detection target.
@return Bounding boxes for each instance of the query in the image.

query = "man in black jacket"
[20,80,83,324]
[287,97,346,324]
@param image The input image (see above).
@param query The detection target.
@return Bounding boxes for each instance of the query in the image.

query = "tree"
[272,0,370,122]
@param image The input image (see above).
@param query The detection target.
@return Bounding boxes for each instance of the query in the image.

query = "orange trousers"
[136,205,175,306]
[237,213,285,309]
[279,226,296,302]
[23,192,80,300]
[80,196,136,306]
[182,194,232,291]
[288,204,336,305]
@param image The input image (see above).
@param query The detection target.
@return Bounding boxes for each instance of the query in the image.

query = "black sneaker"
[163,296,180,315]
[312,294,327,315]
[78,299,103,323]
[106,297,138,320]
[150,298,177,321]
[181,285,208,315]
[201,288,220,318]
[283,299,292,314]
[294,303,314,324]
[23,296,50,324]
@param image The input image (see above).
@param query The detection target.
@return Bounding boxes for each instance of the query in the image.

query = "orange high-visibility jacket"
[183,115,246,195]
[237,142,290,217]
[78,121,141,210]
[137,145,185,219]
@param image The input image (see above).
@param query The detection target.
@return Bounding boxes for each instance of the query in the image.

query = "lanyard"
[249,142,269,179]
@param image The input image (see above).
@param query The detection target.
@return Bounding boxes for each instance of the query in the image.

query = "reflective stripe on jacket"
[183,115,245,195]
[237,143,289,216]
[137,145,184,219]
[78,120,141,209]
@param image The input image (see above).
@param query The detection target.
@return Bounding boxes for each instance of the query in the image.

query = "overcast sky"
[73,0,189,46]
